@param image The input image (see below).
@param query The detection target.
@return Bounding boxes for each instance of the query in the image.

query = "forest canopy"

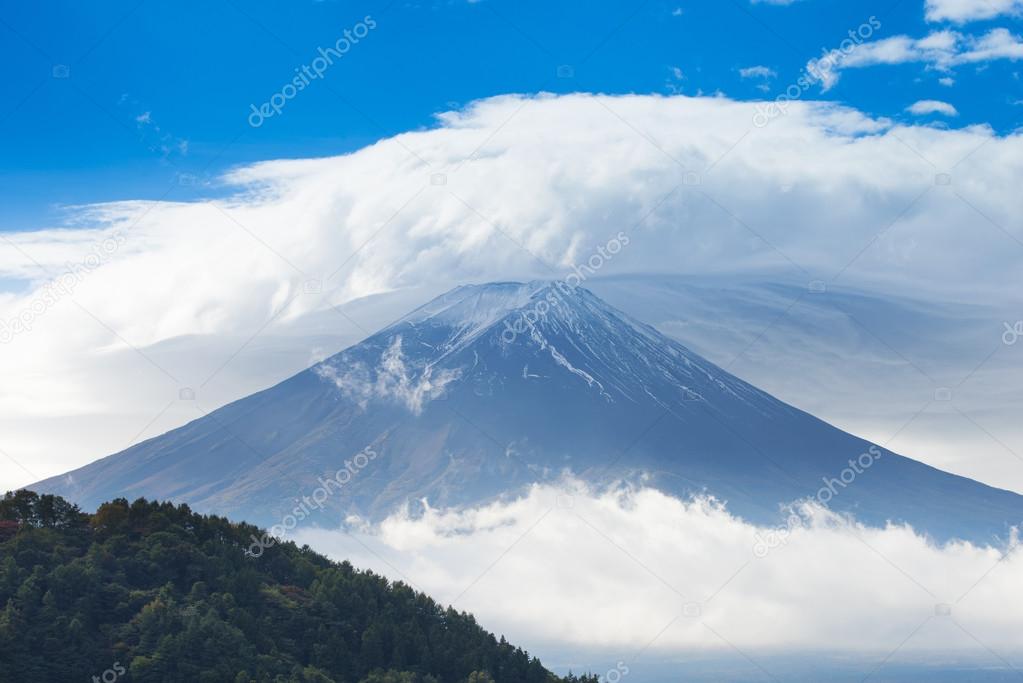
[0,490,596,683]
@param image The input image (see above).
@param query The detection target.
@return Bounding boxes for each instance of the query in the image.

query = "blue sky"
[2,0,1020,232]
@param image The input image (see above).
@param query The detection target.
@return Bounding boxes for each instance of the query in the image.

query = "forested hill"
[0,490,594,683]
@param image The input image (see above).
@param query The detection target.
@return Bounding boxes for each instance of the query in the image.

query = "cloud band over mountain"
[1,94,1021,493]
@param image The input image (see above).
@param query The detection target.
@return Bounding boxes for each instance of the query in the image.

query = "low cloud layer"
[295,481,1023,661]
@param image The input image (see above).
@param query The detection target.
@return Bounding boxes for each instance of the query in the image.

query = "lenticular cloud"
[2,93,1022,491]
[4,93,1022,351]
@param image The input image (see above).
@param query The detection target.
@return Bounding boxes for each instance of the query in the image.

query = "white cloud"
[907,99,960,115]
[315,335,459,414]
[808,28,1023,91]
[665,67,685,94]
[738,65,777,79]
[294,481,1023,657]
[926,0,1023,23]
[958,27,1023,62]
[1,93,1022,496]
[939,75,957,85]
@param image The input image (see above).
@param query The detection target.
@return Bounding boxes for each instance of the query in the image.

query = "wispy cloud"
[907,99,960,116]
[739,65,778,79]
[739,65,777,91]
[315,336,459,414]
[808,28,1023,91]
[926,0,1023,23]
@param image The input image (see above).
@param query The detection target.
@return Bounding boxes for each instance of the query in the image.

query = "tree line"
[0,490,598,683]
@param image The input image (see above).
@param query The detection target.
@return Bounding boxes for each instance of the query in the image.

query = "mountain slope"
[0,489,589,683]
[35,282,1023,543]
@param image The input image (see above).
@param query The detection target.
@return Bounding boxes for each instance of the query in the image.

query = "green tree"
[0,490,583,683]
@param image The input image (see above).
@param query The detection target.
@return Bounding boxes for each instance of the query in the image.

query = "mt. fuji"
[36,282,1023,542]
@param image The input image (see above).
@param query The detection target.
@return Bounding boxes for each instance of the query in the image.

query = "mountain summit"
[36,282,1023,542]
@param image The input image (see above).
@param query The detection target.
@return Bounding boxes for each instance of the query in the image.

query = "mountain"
[0,489,590,683]
[35,281,1023,543]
